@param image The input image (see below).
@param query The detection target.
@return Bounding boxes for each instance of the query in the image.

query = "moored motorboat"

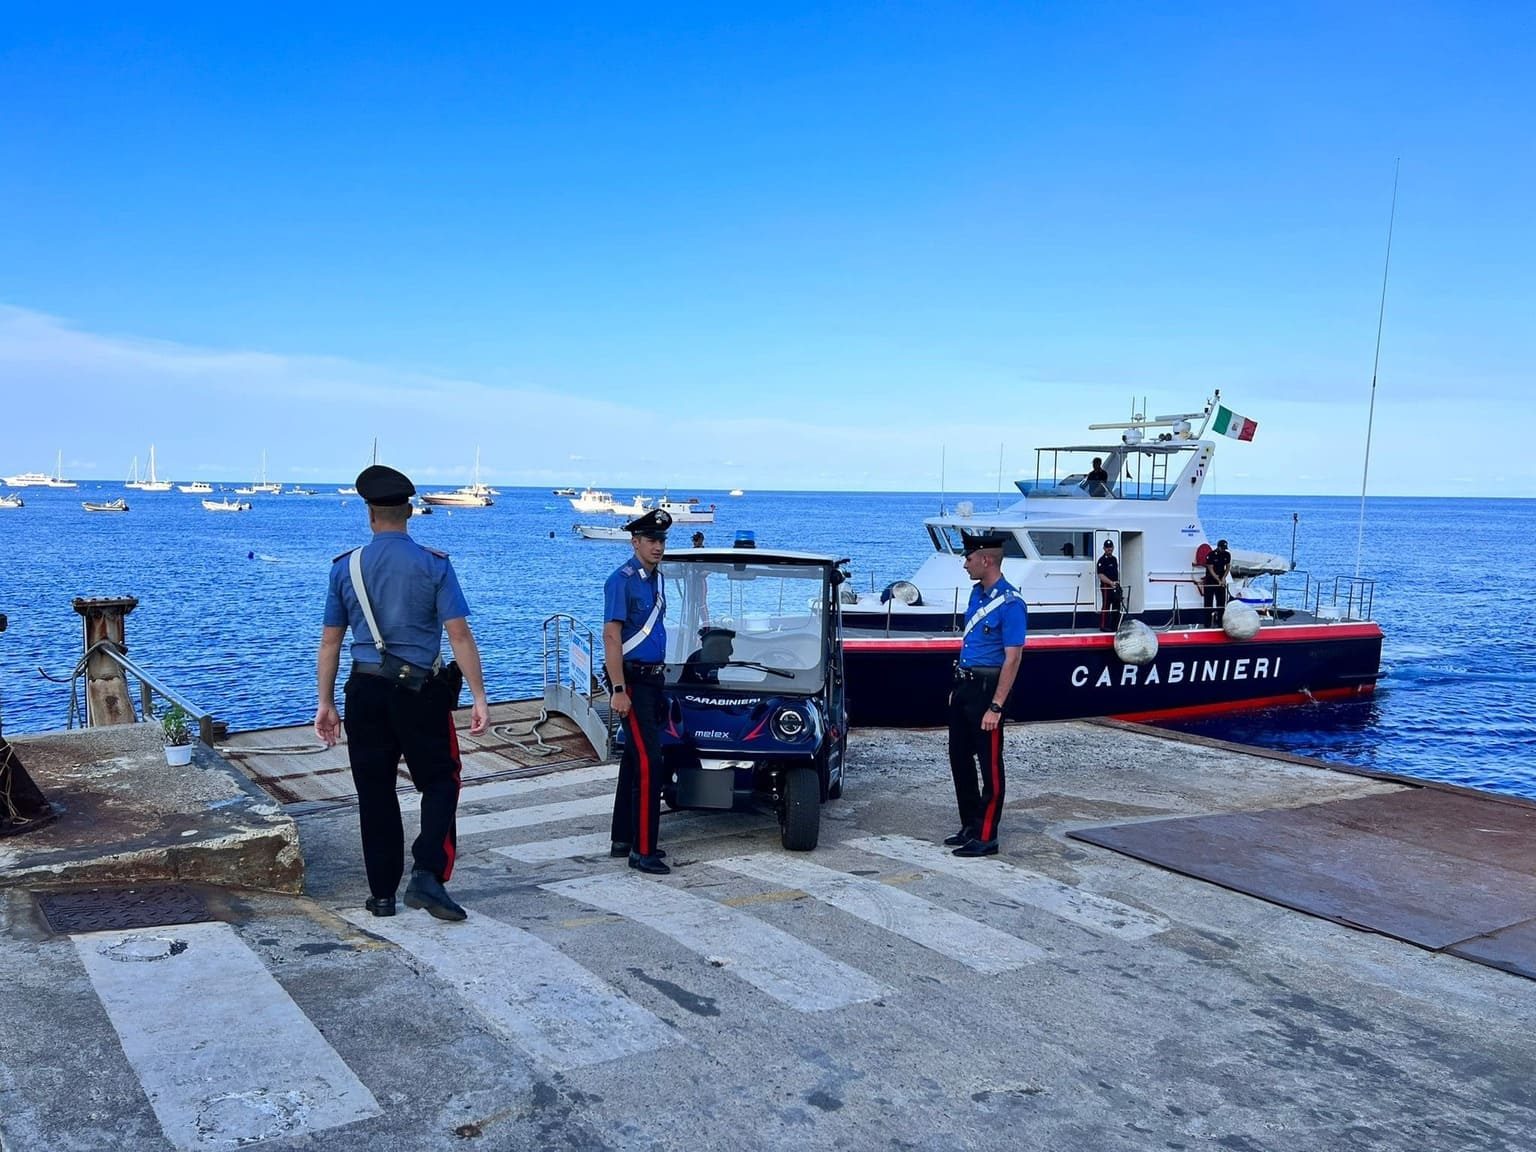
[203,498,251,512]
[6,451,76,488]
[574,523,632,540]
[839,394,1383,726]
[179,481,214,494]
[553,487,578,497]
[0,493,23,509]
[83,498,130,513]
[421,447,495,507]
[656,496,717,523]
[567,487,649,516]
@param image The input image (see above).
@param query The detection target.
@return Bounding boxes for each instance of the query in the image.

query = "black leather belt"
[954,664,1001,682]
[624,661,666,683]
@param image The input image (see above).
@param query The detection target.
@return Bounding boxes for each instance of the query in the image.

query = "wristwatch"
[987,702,1003,714]
[613,685,625,694]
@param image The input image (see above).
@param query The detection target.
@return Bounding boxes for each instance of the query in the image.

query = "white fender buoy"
[1223,599,1262,640]
[1113,619,1159,665]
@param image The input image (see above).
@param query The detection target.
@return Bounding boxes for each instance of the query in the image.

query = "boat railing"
[55,639,221,745]
[541,612,612,760]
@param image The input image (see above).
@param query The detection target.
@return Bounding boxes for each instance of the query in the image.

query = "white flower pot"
[164,743,194,767]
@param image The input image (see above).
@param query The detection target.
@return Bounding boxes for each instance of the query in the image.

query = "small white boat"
[6,451,77,488]
[83,498,130,513]
[574,523,632,541]
[657,496,717,523]
[0,493,23,509]
[729,489,745,497]
[236,450,282,494]
[421,447,495,507]
[411,498,432,516]
[287,486,318,495]
[203,498,251,512]
[337,486,357,495]
[179,481,214,494]
[553,487,578,497]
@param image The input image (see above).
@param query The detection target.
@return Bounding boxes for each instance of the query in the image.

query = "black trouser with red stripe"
[344,671,463,899]
[611,671,665,856]
[948,672,1006,843]
[1203,580,1228,627]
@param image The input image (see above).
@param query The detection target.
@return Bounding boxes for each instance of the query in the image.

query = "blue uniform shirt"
[324,531,470,669]
[604,559,667,663]
[958,578,1027,667]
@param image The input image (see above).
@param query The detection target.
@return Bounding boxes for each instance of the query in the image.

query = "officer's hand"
[315,703,341,747]
[469,700,489,736]
[981,710,1002,732]
[611,691,632,719]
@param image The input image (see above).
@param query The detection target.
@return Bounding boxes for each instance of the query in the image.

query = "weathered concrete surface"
[2,720,1534,1152]
[0,724,302,893]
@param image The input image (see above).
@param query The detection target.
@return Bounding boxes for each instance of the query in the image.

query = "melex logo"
[1071,655,1283,689]
[684,695,761,706]
[693,730,732,740]
[1181,523,1200,536]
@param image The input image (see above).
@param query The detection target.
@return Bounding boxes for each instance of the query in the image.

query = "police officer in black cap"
[602,506,673,875]
[315,464,490,920]
[944,530,1027,857]
[1203,538,1232,627]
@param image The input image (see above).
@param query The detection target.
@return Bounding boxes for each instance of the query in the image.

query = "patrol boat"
[839,394,1383,727]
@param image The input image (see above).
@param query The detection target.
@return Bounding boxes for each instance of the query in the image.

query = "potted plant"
[161,704,194,766]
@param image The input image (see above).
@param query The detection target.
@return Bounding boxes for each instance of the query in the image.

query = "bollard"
[71,596,141,727]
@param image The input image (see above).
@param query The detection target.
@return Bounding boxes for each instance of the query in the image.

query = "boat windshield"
[932,526,1026,558]
[663,559,830,691]
[1016,445,1190,501]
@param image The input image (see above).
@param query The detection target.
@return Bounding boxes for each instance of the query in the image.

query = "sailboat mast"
[1354,159,1399,579]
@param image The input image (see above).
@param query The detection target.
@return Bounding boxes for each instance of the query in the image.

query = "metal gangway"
[541,612,613,761]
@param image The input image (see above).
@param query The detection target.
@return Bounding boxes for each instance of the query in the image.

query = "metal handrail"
[59,639,219,745]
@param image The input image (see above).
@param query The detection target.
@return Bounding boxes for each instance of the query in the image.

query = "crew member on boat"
[1096,539,1122,630]
[603,506,674,876]
[944,531,1027,858]
[1203,538,1232,627]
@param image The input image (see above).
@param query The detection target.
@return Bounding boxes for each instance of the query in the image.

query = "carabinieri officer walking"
[603,506,673,875]
[315,465,489,921]
[944,530,1027,858]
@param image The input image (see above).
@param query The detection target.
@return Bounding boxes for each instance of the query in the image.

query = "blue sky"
[2,4,1532,495]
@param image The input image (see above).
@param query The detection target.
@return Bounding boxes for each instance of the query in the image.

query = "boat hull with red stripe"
[842,621,1383,727]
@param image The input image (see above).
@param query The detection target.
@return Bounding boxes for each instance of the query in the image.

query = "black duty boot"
[628,851,671,876]
[364,895,396,917]
[942,828,975,847]
[951,838,999,858]
[404,869,468,921]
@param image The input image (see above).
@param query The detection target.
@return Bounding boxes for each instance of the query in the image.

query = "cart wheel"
[779,766,820,851]
[662,783,678,811]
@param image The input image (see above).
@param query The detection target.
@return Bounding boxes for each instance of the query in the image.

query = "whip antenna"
[1356,158,1399,578]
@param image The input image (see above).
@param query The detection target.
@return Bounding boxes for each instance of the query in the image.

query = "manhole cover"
[35,884,212,934]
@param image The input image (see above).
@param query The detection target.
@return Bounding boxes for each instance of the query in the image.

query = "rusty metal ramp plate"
[1069,788,1536,978]
[35,884,212,934]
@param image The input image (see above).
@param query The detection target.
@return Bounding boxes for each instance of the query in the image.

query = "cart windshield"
[662,559,831,691]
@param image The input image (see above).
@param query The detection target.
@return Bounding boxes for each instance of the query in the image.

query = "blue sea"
[2,485,1532,799]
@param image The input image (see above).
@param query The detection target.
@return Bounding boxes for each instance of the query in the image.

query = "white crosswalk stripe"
[709,853,1044,974]
[456,794,613,836]
[340,908,677,1070]
[403,762,618,814]
[846,834,1168,939]
[542,873,889,1011]
[73,922,380,1151]
[490,810,771,863]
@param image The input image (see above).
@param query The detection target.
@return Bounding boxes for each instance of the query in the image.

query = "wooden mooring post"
[71,596,141,727]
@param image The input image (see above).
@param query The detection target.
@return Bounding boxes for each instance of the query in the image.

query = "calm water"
[2,486,1532,799]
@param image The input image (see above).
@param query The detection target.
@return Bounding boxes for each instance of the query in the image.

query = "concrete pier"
[1,717,1533,1151]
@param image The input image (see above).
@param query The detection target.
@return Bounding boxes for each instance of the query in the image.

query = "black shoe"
[611,842,666,859]
[364,895,396,917]
[951,838,999,858]
[942,828,975,847]
[404,869,468,921]
[628,851,671,875]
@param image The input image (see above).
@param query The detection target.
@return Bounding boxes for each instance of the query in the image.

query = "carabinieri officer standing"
[603,506,673,875]
[944,530,1027,858]
[315,465,489,921]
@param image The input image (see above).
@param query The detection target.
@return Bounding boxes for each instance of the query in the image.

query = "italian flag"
[1211,405,1258,441]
